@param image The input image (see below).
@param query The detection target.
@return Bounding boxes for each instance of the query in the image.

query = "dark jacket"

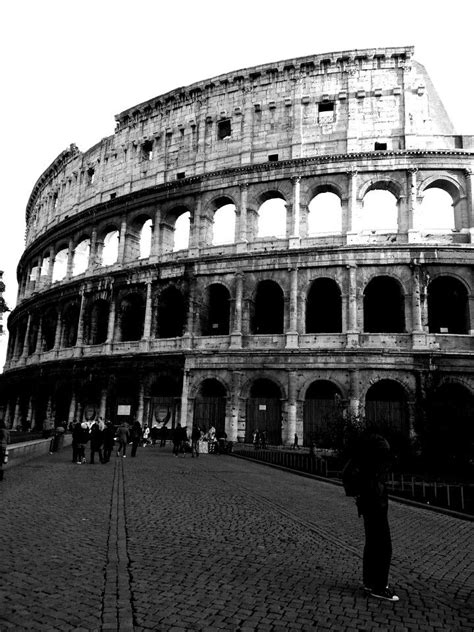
[103,423,116,447]
[354,433,391,515]
[115,424,130,443]
[130,422,143,443]
[90,423,103,449]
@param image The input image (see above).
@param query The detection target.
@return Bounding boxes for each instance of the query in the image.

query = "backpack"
[342,458,362,497]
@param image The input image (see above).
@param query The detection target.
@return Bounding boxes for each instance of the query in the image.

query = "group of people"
[71,418,145,464]
[252,429,267,450]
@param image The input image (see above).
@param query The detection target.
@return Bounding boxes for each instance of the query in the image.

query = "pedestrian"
[179,424,189,457]
[172,423,182,457]
[89,420,104,464]
[142,426,151,447]
[102,420,115,463]
[191,424,201,458]
[292,433,300,449]
[77,422,90,464]
[253,429,259,450]
[350,430,399,602]
[0,421,10,482]
[260,430,267,449]
[130,420,143,457]
[115,421,130,458]
[72,421,82,463]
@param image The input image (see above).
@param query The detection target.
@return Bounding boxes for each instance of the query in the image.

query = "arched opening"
[54,384,72,426]
[119,293,145,341]
[52,248,68,283]
[202,284,230,335]
[257,197,287,238]
[417,187,455,231]
[246,379,282,445]
[147,376,181,431]
[139,219,153,259]
[303,381,343,447]
[212,203,236,245]
[306,278,342,333]
[427,276,469,334]
[358,189,398,231]
[308,192,342,234]
[42,309,57,351]
[424,383,473,469]
[102,230,119,266]
[194,379,227,436]
[87,299,109,345]
[364,276,405,333]
[72,239,90,276]
[157,287,186,338]
[251,280,284,334]
[27,317,39,355]
[62,304,80,347]
[365,380,408,438]
[174,212,190,251]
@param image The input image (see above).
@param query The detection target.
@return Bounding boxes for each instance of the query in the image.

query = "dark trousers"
[103,444,113,462]
[90,447,103,464]
[131,440,140,457]
[117,440,127,456]
[362,507,392,591]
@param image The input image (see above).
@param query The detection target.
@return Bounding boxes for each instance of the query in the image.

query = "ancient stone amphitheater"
[1,46,473,458]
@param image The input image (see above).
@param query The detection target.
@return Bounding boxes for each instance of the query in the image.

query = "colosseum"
[1,45,473,461]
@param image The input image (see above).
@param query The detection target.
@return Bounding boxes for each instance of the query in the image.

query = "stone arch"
[42,306,58,351]
[126,213,154,260]
[86,298,110,345]
[161,206,191,253]
[364,378,410,437]
[306,277,342,333]
[303,380,344,447]
[418,175,465,203]
[62,302,80,347]
[256,191,288,239]
[207,196,237,245]
[250,279,285,334]
[118,292,145,341]
[363,275,406,333]
[100,226,120,266]
[52,246,68,282]
[193,377,228,436]
[358,177,403,200]
[307,189,343,235]
[427,275,470,334]
[156,285,186,338]
[246,377,283,445]
[200,282,231,335]
[72,237,91,276]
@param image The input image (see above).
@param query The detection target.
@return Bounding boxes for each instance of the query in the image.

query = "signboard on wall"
[117,405,131,416]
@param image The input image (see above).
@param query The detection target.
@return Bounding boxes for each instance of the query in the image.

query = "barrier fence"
[232,447,473,516]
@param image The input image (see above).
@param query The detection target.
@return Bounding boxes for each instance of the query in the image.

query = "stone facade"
[1,46,473,455]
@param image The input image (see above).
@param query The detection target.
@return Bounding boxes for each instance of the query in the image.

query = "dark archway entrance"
[251,280,284,334]
[202,284,230,335]
[193,379,226,436]
[306,279,342,333]
[246,379,282,445]
[303,380,342,447]
[365,380,408,436]
[363,276,405,333]
[146,376,181,430]
[428,276,469,334]
[120,293,145,341]
[157,287,186,338]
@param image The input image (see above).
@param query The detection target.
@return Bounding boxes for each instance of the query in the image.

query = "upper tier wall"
[25,46,468,247]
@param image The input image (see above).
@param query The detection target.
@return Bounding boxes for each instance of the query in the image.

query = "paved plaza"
[0,445,473,631]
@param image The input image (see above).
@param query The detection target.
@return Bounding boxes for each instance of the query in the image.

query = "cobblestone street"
[0,446,472,631]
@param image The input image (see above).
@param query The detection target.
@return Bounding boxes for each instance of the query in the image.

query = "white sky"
[1,0,473,370]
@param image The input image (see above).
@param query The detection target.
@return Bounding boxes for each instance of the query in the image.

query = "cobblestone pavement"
[0,446,472,631]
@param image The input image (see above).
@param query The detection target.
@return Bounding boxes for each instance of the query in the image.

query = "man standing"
[116,422,130,458]
[353,431,399,602]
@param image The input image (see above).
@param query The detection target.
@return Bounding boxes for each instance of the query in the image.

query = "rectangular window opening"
[177,172,186,180]
[217,119,232,140]
[268,154,279,162]
[318,102,334,113]
[374,142,387,151]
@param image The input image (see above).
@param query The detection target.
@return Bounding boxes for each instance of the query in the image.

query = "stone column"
[151,207,161,257]
[106,296,116,345]
[13,396,21,429]
[349,369,360,420]
[53,310,63,350]
[289,177,301,248]
[99,388,108,420]
[136,382,145,426]
[74,292,86,356]
[465,170,474,238]
[118,216,127,263]
[68,392,77,427]
[88,228,98,271]
[34,256,42,289]
[286,371,297,445]
[188,197,202,257]
[21,313,32,360]
[346,264,359,346]
[411,264,423,332]
[286,267,299,349]
[230,371,242,442]
[407,168,419,241]
[236,184,248,252]
[230,273,243,348]
[66,238,75,279]
[26,395,35,430]
[344,170,358,240]
[47,247,55,286]
[183,274,195,348]
[142,280,153,339]
[180,369,190,431]
[34,317,43,355]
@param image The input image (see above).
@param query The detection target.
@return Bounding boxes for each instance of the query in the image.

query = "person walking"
[71,421,82,464]
[89,420,104,464]
[172,423,182,457]
[352,431,399,602]
[77,422,90,464]
[102,420,115,463]
[292,433,300,449]
[0,421,10,482]
[115,422,130,458]
[130,420,143,457]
